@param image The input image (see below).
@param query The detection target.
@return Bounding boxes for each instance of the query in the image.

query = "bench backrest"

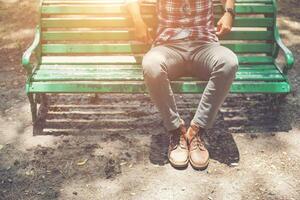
[40,0,277,65]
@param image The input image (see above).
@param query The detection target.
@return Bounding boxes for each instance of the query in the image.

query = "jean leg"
[190,43,239,129]
[142,45,188,131]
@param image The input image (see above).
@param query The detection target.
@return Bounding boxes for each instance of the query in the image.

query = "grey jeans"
[142,41,238,131]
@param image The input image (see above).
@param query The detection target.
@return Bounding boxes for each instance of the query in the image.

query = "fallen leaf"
[120,162,127,166]
[230,163,239,167]
[77,159,88,166]
[37,191,45,195]
[25,170,34,176]
[0,144,3,151]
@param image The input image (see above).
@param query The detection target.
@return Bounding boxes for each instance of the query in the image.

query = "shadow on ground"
[32,93,297,167]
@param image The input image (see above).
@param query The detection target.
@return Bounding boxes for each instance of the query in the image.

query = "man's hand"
[126,1,153,44]
[216,12,234,36]
[134,20,153,44]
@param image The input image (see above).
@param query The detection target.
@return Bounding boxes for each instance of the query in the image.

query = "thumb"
[216,26,224,36]
[217,19,222,27]
[216,20,222,32]
[147,31,153,43]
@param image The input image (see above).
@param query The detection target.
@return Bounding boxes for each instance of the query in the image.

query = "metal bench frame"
[22,0,294,124]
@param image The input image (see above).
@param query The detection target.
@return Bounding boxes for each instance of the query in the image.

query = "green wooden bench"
[22,0,294,124]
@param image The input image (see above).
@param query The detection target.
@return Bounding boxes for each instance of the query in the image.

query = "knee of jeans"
[219,54,239,78]
[142,52,167,80]
[227,55,239,74]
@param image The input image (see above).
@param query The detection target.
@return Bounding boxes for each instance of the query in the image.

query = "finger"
[147,31,153,43]
[216,24,221,33]
[142,29,148,43]
[222,26,231,34]
[216,26,225,36]
[216,22,222,32]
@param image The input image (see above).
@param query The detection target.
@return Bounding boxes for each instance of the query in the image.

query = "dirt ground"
[0,0,300,199]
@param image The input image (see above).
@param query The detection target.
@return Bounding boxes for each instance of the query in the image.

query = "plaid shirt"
[127,0,219,45]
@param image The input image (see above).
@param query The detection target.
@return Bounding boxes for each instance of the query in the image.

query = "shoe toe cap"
[169,149,189,163]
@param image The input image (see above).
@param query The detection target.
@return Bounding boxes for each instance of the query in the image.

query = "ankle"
[187,122,204,140]
[169,119,186,136]
[190,121,205,133]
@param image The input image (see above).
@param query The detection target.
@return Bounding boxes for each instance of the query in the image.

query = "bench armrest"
[274,28,294,72]
[22,26,41,74]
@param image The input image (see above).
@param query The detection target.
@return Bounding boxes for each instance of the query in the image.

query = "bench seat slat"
[28,81,290,94]
[38,64,277,70]
[41,56,274,65]
[42,30,274,41]
[43,0,273,4]
[41,17,274,28]
[32,65,285,81]
[34,69,281,76]
[41,5,274,15]
[32,74,285,81]
[42,43,273,54]
[41,56,143,64]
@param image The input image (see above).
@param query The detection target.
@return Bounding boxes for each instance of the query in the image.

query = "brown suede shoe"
[186,124,209,170]
[168,122,189,168]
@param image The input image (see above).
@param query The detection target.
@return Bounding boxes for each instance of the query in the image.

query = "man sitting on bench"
[126,0,238,169]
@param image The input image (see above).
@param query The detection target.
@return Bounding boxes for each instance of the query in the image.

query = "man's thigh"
[142,44,189,80]
[189,43,238,80]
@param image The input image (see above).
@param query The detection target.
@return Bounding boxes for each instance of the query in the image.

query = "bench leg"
[37,94,49,122]
[28,93,49,135]
[276,93,288,101]
[34,94,49,135]
[89,93,99,104]
[264,93,288,107]
[28,93,37,123]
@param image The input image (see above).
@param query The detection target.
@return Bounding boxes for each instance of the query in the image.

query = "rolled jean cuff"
[165,116,182,132]
[190,118,211,130]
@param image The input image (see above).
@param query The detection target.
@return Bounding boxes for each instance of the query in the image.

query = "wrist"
[224,12,233,19]
[224,7,235,19]
[190,121,206,132]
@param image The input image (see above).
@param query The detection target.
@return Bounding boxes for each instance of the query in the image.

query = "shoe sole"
[168,158,189,169]
[189,157,209,170]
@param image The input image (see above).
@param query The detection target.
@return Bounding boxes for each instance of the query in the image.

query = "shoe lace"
[190,134,206,151]
[170,125,187,150]
[187,124,206,151]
